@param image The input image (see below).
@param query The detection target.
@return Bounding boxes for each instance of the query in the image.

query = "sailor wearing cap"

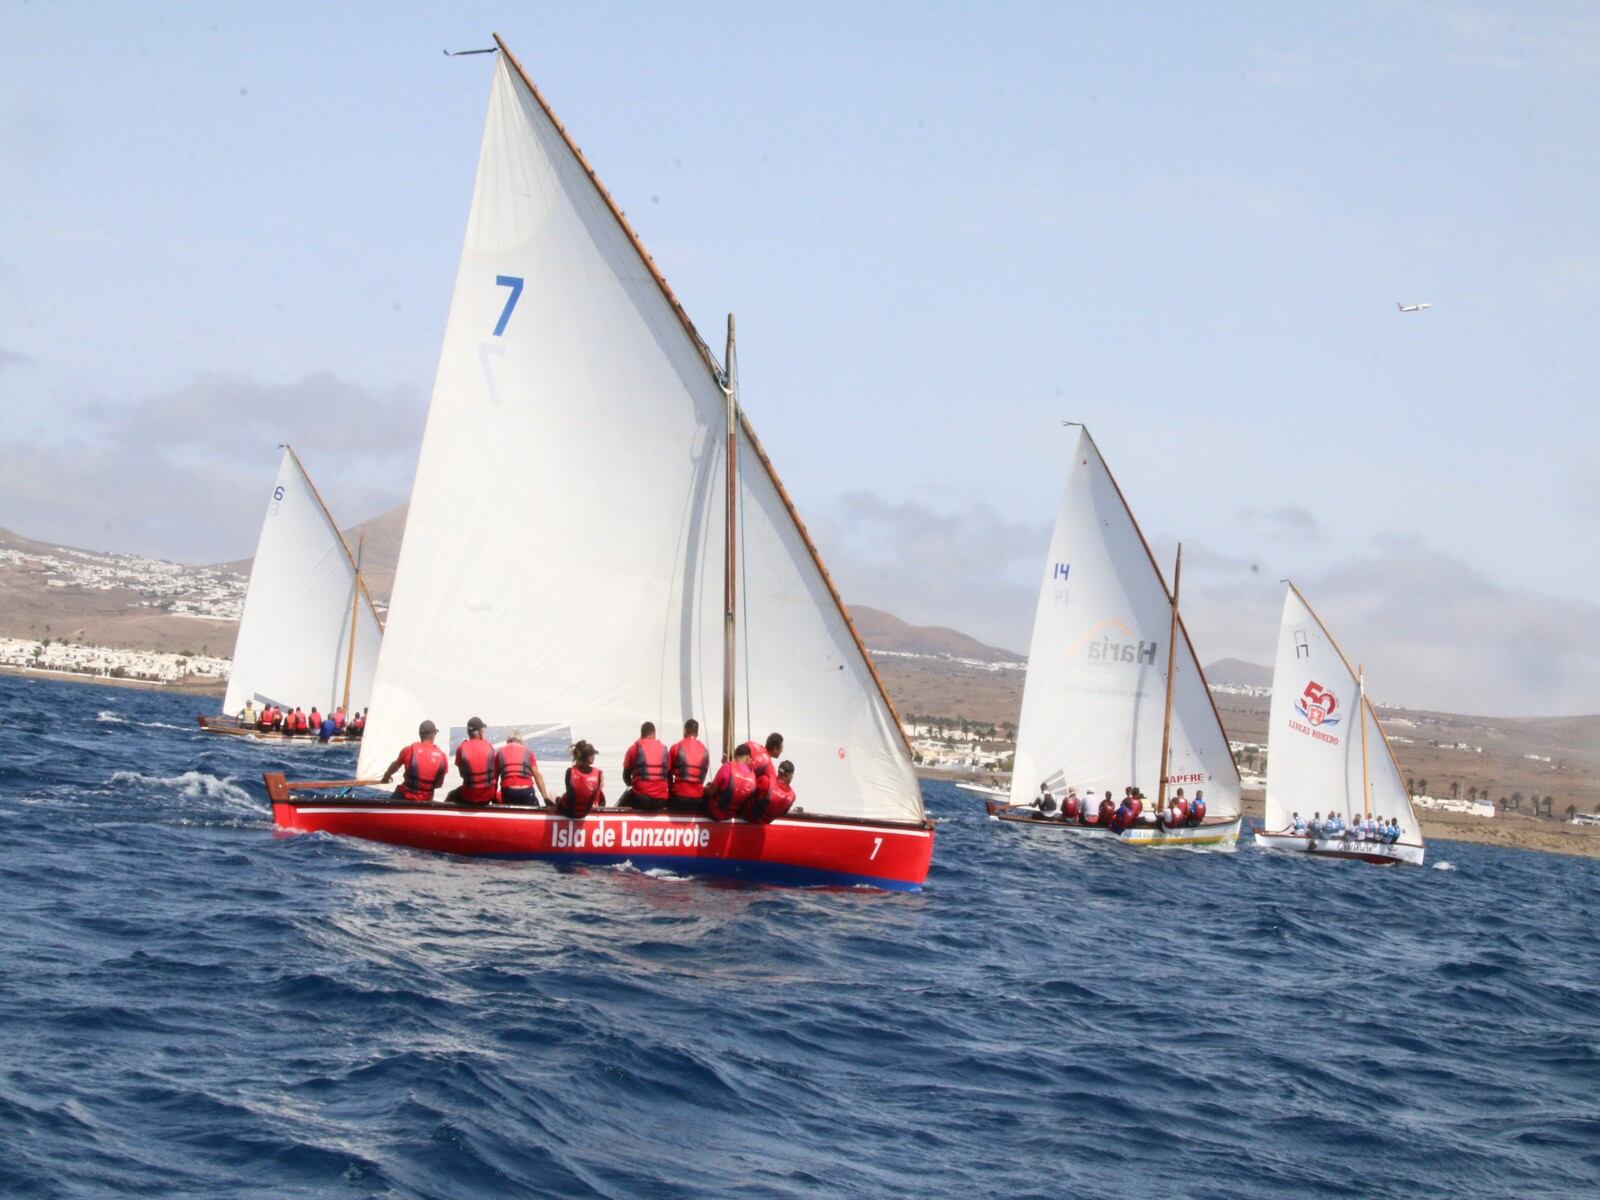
[446,716,499,805]
[380,718,451,803]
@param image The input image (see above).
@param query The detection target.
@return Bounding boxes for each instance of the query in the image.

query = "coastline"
[0,663,227,699]
[922,768,1600,862]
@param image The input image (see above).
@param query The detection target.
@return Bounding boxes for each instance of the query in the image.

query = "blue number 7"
[493,275,524,337]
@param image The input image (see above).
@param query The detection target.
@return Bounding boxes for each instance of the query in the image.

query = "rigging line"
[739,424,752,741]
[443,47,498,56]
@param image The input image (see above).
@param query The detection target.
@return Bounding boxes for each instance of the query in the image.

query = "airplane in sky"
[1397,302,1432,312]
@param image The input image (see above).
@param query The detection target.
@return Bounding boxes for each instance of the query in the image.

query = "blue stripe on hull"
[456,849,923,892]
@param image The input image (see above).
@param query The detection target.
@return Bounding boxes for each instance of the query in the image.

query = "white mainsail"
[223,446,384,717]
[1265,584,1421,843]
[1009,428,1241,815]
[356,47,920,824]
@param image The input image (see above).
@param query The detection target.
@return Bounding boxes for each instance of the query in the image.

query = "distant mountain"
[1205,657,1273,688]
[849,605,1023,664]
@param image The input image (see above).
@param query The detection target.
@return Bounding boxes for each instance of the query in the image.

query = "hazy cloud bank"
[0,371,424,562]
[818,490,1597,718]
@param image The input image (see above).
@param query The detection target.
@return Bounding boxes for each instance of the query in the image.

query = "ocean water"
[1,674,1597,1199]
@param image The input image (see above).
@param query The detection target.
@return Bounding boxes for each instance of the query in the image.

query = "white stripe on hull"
[1255,829,1424,867]
[993,813,1241,849]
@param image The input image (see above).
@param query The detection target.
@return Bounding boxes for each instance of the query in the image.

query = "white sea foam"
[108,770,254,806]
[96,710,126,723]
[1431,861,1457,871]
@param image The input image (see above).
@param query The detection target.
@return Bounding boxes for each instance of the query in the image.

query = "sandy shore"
[0,663,226,698]
[924,769,1600,862]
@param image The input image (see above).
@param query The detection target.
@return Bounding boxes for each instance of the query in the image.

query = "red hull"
[265,774,933,891]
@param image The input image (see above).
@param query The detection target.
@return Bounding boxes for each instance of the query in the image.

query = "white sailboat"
[984,426,1242,847]
[1256,584,1424,866]
[199,445,382,741]
[265,37,933,889]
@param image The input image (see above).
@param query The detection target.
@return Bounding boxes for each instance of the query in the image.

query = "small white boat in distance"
[1256,584,1424,866]
[199,445,383,741]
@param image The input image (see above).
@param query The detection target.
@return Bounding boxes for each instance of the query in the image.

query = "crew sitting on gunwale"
[445,716,499,805]
[619,721,670,811]
[667,719,711,812]
[706,744,757,821]
[380,719,449,802]
[496,729,550,807]
[558,740,604,818]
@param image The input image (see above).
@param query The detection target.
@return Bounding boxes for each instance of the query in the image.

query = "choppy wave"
[1,673,1597,1200]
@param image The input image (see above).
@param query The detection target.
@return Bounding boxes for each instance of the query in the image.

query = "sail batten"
[1009,429,1241,815]
[1265,584,1421,843]
[223,447,384,717]
[356,48,920,823]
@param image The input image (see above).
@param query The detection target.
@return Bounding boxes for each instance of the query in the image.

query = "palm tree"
[1450,781,1460,799]
[1566,804,1576,821]
[1417,778,1428,796]
[1510,790,1523,811]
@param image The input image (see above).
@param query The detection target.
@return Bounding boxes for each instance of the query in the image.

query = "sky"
[2,1,1597,716]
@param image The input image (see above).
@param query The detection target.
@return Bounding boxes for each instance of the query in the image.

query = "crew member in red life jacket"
[1093,795,1116,826]
[268,705,285,732]
[667,719,711,812]
[742,732,784,785]
[446,716,498,805]
[495,729,550,807]
[287,706,308,736]
[619,721,671,811]
[1060,787,1081,822]
[747,760,797,823]
[1109,798,1135,834]
[333,706,347,732]
[257,705,275,731]
[1165,788,1189,829]
[380,719,450,803]
[1186,790,1207,826]
[706,743,757,821]
[350,709,366,738]
[308,707,323,736]
[557,740,604,818]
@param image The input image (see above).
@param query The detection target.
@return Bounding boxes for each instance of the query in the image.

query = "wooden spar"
[722,315,739,761]
[1079,429,1240,791]
[281,444,385,634]
[1358,664,1371,821]
[341,530,365,717]
[1156,544,1182,810]
[490,34,913,758]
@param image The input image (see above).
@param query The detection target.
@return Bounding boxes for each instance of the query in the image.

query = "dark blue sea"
[2,674,1597,1199]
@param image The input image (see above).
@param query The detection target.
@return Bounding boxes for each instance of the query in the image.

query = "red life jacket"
[1062,795,1080,819]
[1129,797,1143,820]
[455,737,498,803]
[1188,798,1206,825]
[1168,799,1189,826]
[292,710,308,732]
[748,775,795,823]
[563,765,602,818]
[352,714,365,732]
[1096,799,1115,826]
[668,737,710,798]
[333,709,346,730]
[308,710,322,731]
[707,761,757,821]
[398,741,449,801]
[257,708,273,730]
[624,737,669,800]
[741,741,774,779]
[496,742,536,791]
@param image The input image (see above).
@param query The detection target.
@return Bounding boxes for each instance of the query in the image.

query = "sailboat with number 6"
[263,36,933,890]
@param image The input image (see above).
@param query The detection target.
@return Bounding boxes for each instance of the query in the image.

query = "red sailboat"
[266,36,933,890]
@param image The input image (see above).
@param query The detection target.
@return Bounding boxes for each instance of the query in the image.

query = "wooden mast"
[341,530,365,718]
[1156,544,1182,811]
[722,314,739,761]
[1358,664,1371,821]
